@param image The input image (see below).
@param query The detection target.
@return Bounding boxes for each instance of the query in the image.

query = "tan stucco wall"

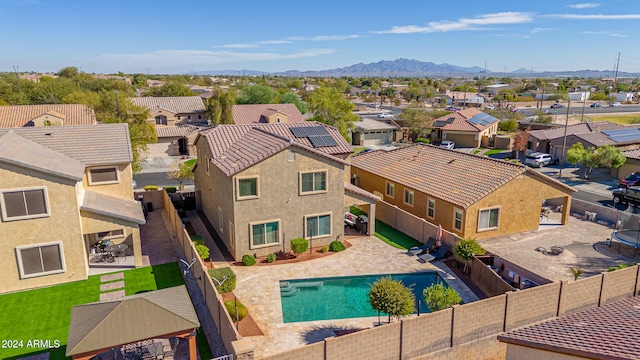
[31,114,64,126]
[351,167,572,239]
[80,212,143,267]
[147,109,206,127]
[612,158,640,180]
[505,344,590,360]
[0,165,88,293]
[82,163,134,199]
[195,141,345,260]
[266,112,288,123]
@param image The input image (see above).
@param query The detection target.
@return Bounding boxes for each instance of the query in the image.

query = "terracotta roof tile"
[351,144,573,208]
[0,104,96,128]
[156,123,209,138]
[130,96,206,114]
[498,296,640,360]
[232,104,305,124]
[432,108,498,132]
[529,121,624,142]
[623,149,640,159]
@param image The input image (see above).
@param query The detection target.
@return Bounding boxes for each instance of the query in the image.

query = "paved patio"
[231,235,478,358]
[480,211,630,280]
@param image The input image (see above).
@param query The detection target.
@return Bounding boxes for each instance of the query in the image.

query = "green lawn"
[352,147,366,154]
[484,148,507,156]
[0,262,211,360]
[350,207,422,250]
[588,115,640,124]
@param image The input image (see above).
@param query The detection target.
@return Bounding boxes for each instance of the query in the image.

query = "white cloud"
[372,12,533,34]
[258,40,293,45]
[217,43,259,49]
[528,27,554,34]
[567,3,600,9]
[286,35,360,41]
[547,14,640,19]
[583,31,628,37]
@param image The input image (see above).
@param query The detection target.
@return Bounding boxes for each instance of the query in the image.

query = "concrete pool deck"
[231,235,478,358]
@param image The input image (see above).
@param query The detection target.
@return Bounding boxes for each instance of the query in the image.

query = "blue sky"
[1,0,640,74]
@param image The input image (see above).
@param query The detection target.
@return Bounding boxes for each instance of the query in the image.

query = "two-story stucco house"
[0,124,145,294]
[194,121,364,261]
[350,144,575,240]
[0,104,97,128]
[231,104,305,125]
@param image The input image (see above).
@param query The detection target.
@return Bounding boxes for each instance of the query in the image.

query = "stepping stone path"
[99,272,125,301]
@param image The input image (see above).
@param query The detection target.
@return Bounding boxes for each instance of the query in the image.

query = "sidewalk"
[537,166,618,198]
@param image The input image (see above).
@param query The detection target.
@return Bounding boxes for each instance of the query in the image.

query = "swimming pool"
[280,272,445,323]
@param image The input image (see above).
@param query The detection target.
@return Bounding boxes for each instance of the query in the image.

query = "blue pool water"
[280,272,445,323]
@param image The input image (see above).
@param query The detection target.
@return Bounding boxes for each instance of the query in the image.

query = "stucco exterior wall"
[0,165,88,293]
[82,163,134,199]
[148,109,206,127]
[505,344,589,360]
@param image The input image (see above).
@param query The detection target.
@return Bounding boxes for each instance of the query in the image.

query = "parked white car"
[439,141,455,149]
[610,102,622,107]
[377,113,394,119]
[485,104,495,110]
[524,152,559,167]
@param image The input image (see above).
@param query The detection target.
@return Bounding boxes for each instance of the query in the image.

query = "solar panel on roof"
[603,128,640,143]
[308,135,338,147]
[290,127,308,138]
[467,113,497,127]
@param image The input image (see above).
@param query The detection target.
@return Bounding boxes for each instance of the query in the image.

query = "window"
[306,214,331,238]
[187,115,191,120]
[16,242,65,278]
[97,229,125,240]
[404,189,414,206]
[88,167,119,185]
[300,171,327,194]
[198,115,202,119]
[251,220,280,248]
[155,115,167,125]
[385,182,395,198]
[218,207,223,233]
[276,117,281,123]
[478,208,500,231]
[454,208,463,231]
[236,177,259,199]
[288,151,295,162]
[205,156,210,174]
[0,187,49,221]
[427,198,436,219]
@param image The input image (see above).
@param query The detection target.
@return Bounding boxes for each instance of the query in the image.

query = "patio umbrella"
[435,224,443,247]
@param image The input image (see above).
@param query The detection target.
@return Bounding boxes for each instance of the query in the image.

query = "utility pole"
[483,61,487,79]
[13,65,23,105]
[613,51,621,89]
[559,99,571,178]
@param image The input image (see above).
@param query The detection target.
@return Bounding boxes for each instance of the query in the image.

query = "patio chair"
[406,237,436,256]
[417,244,449,263]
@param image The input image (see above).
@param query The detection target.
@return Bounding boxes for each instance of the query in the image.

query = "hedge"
[208,267,236,293]
[224,299,248,322]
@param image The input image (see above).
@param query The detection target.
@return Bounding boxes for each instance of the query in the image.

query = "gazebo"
[66,285,201,360]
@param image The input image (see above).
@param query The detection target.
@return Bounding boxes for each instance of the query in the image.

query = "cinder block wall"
[401,308,453,359]
[260,342,324,360]
[325,322,401,360]
[600,265,639,305]
[558,275,603,316]
[504,282,561,331]
[452,295,506,346]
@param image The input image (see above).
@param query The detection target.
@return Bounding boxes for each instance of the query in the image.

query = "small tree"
[369,276,415,323]
[453,238,486,274]
[499,118,518,133]
[167,159,196,191]
[569,267,584,281]
[195,244,210,261]
[512,127,530,162]
[423,283,462,312]
[290,238,309,257]
[566,142,626,179]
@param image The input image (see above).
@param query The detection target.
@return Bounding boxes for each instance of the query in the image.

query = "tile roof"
[0,104,96,128]
[232,104,305,124]
[431,108,498,132]
[0,131,85,181]
[81,190,146,224]
[156,123,209,138]
[623,149,640,160]
[67,285,198,356]
[199,122,350,176]
[344,182,381,202]
[350,144,574,208]
[355,118,398,131]
[0,123,133,166]
[130,96,206,114]
[528,121,624,142]
[498,296,640,360]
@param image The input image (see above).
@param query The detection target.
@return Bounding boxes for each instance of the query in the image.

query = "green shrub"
[195,244,210,260]
[224,299,248,322]
[208,267,236,293]
[608,262,638,272]
[320,245,330,253]
[164,186,177,193]
[330,241,346,252]
[242,254,256,266]
[291,238,309,256]
[191,235,204,246]
[144,185,159,191]
[415,137,430,144]
[423,283,462,312]
[266,253,277,263]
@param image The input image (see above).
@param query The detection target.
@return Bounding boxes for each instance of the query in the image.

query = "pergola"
[66,285,201,360]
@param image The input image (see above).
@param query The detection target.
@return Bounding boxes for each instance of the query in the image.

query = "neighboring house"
[231,104,305,125]
[499,296,640,360]
[614,148,640,179]
[351,118,398,146]
[130,96,209,157]
[0,104,96,128]
[445,91,486,107]
[568,91,590,102]
[430,108,500,148]
[350,144,574,240]
[193,122,377,261]
[0,124,145,294]
[611,92,635,103]
[527,121,624,155]
[547,123,640,160]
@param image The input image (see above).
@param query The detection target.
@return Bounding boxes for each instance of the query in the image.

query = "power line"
[613,51,621,87]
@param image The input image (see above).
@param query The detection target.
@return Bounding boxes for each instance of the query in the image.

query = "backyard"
[0,262,213,360]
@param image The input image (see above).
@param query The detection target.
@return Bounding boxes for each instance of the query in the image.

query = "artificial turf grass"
[349,206,422,250]
[0,262,185,359]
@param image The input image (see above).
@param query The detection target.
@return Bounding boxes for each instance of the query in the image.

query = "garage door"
[363,132,390,146]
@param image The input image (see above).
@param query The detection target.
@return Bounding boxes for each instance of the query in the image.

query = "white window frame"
[249,219,281,249]
[88,166,120,185]
[16,241,66,279]
[97,229,125,240]
[228,220,235,251]
[453,208,464,231]
[205,156,210,174]
[478,207,500,231]
[385,181,395,199]
[427,198,436,219]
[235,176,260,200]
[304,212,332,239]
[0,187,50,222]
[288,151,296,162]
[299,170,328,195]
[218,207,224,233]
[403,189,414,207]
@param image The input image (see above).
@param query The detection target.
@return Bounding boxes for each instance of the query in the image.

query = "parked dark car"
[618,172,640,188]
[550,103,565,109]
[613,186,640,205]
[590,103,602,108]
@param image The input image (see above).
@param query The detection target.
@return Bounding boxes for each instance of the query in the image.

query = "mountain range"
[199,58,637,78]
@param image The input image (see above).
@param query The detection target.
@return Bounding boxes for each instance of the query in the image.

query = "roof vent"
[45,132,53,136]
